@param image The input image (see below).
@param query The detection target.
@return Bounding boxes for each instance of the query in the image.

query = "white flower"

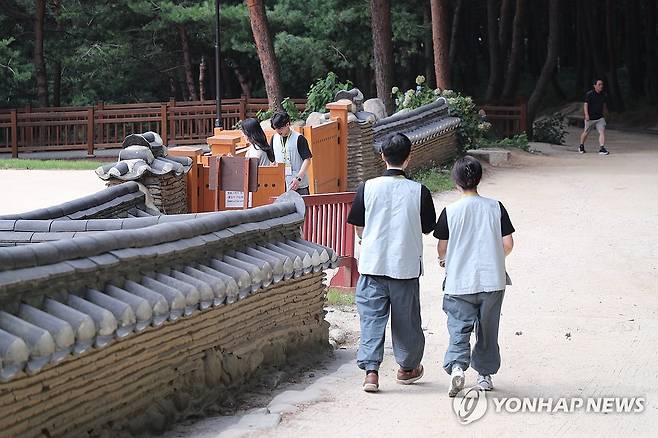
[415,75,426,85]
[405,89,415,97]
[391,86,400,94]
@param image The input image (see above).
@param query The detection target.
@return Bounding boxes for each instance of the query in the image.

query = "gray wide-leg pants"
[356,274,425,371]
[442,290,505,376]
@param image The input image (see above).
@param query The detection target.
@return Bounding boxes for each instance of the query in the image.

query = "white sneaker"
[477,374,494,391]
[448,365,465,397]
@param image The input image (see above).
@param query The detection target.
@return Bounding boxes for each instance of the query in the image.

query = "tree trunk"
[485,0,503,102]
[625,0,644,96]
[605,0,624,111]
[246,0,284,111]
[448,0,464,74]
[228,59,252,98]
[645,0,658,103]
[34,0,48,106]
[370,0,394,114]
[199,56,206,101]
[526,0,560,139]
[498,0,513,57]
[501,0,525,102]
[52,0,63,107]
[430,0,451,90]
[178,25,198,101]
[169,77,177,100]
[423,5,435,87]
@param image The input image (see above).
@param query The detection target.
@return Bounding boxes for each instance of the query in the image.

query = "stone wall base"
[0,273,328,437]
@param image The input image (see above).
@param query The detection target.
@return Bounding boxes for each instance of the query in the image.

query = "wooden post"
[207,130,240,156]
[168,146,204,213]
[86,107,95,157]
[326,100,351,192]
[168,98,176,145]
[160,104,168,144]
[239,95,247,120]
[519,102,527,134]
[243,157,250,209]
[10,109,18,158]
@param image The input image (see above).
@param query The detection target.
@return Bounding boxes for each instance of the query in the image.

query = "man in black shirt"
[579,79,609,155]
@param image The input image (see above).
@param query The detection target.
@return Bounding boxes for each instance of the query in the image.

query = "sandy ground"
[0,169,105,216]
[1,128,657,437]
[169,128,658,438]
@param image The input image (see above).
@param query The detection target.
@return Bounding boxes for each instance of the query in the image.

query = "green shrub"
[440,89,491,152]
[479,133,530,151]
[532,113,567,144]
[304,72,352,116]
[391,75,438,111]
[411,165,453,193]
[256,97,302,123]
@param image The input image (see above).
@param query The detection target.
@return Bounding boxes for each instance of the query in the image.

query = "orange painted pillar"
[326,100,351,192]
[168,146,204,213]
[207,128,241,156]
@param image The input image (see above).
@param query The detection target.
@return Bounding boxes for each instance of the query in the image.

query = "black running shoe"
[598,146,609,155]
[579,144,585,154]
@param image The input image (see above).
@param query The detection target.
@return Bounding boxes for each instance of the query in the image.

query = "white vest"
[359,176,423,279]
[444,196,507,295]
[272,129,309,189]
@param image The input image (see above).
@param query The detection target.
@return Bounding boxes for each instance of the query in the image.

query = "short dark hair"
[593,78,604,86]
[452,156,482,190]
[271,112,291,129]
[381,133,412,166]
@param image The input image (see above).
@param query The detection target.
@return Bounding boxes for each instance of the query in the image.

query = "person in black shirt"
[579,79,609,155]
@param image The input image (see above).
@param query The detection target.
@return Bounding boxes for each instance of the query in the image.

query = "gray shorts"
[584,117,606,133]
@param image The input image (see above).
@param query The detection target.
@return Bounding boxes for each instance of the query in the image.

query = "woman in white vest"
[269,112,313,195]
[434,156,515,397]
[241,118,275,166]
[347,133,436,393]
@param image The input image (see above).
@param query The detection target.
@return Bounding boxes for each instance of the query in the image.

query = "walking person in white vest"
[269,112,313,195]
[347,133,436,393]
[434,156,515,397]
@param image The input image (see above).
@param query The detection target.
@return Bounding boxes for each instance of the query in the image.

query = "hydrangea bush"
[391,76,491,151]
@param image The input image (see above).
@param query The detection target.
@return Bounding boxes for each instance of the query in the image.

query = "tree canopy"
[1,0,657,117]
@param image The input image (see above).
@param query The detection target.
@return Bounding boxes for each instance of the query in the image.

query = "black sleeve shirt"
[268,134,313,160]
[433,201,515,240]
[346,172,436,234]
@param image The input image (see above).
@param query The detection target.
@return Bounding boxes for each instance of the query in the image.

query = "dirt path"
[2,129,657,437]
[166,128,658,438]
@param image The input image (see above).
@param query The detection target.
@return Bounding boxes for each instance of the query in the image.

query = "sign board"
[225,191,253,208]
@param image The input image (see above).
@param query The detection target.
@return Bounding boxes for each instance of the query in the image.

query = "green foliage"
[0,37,32,106]
[326,288,355,307]
[479,134,530,151]
[411,166,453,193]
[256,97,302,122]
[440,89,491,151]
[305,72,352,115]
[0,159,103,170]
[532,113,567,144]
[391,75,438,111]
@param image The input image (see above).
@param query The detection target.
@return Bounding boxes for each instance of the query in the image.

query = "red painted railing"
[301,192,358,291]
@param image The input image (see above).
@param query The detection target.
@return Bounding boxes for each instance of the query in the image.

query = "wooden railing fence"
[0,97,306,157]
[480,103,527,138]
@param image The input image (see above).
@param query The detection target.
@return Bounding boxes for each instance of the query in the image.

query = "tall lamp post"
[214,0,222,128]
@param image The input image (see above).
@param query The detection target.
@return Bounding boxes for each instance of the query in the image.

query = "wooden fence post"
[519,102,527,134]
[326,100,352,192]
[168,99,176,144]
[10,109,18,158]
[160,104,168,144]
[86,107,95,157]
[239,95,247,120]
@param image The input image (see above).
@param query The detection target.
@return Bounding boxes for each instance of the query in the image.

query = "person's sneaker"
[396,364,424,385]
[448,365,465,397]
[579,144,586,154]
[363,372,379,393]
[477,374,494,391]
[598,146,609,155]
